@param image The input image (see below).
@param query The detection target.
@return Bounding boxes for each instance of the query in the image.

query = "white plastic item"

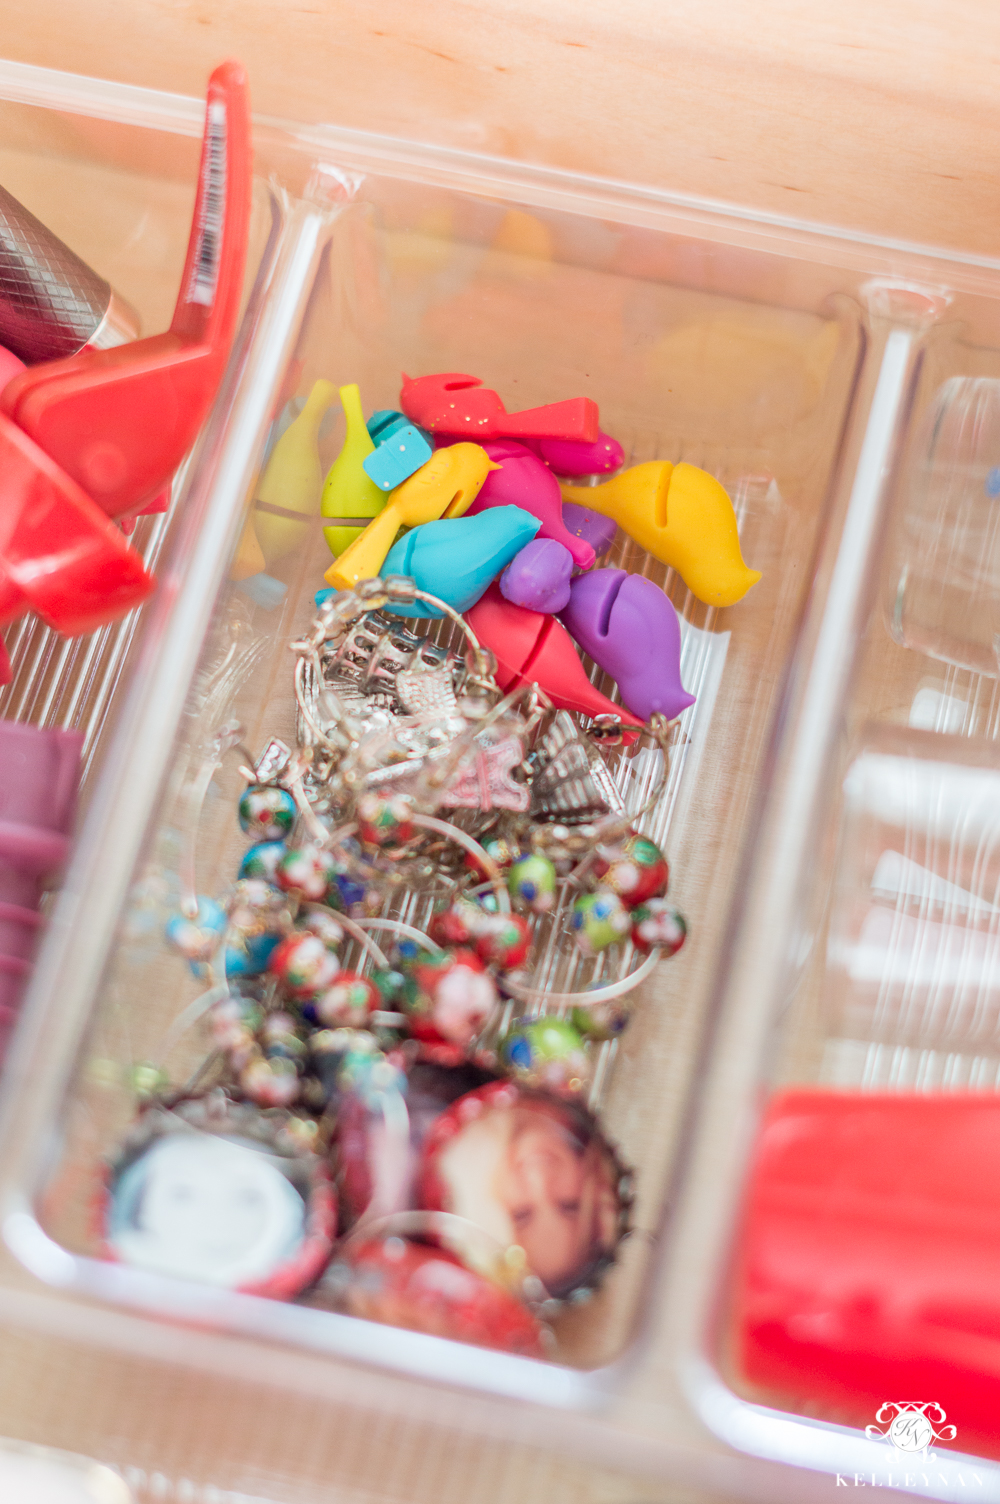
[4,53,1000,1504]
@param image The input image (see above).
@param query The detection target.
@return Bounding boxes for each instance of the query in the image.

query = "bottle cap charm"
[103,1092,335,1298]
[419,1080,631,1300]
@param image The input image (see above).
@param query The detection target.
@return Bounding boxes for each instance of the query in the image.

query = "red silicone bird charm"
[400,373,599,444]
[465,584,643,739]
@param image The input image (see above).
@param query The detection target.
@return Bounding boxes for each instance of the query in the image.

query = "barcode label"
[187,99,227,308]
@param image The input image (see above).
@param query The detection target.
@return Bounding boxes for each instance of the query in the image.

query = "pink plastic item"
[523,433,625,476]
[465,441,595,570]
[0,720,81,1053]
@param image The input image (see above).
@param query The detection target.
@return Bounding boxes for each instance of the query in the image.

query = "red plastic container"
[734,1089,1000,1458]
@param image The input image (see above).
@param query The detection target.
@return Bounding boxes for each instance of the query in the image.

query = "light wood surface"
[4,0,1000,257]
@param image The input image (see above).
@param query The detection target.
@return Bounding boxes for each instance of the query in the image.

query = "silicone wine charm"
[321,384,388,559]
[324,443,497,591]
[560,569,695,722]
[380,505,540,617]
[367,408,410,442]
[465,584,644,735]
[363,410,434,492]
[465,440,596,569]
[233,378,336,580]
[499,538,574,613]
[560,462,761,607]
[524,432,624,476]
[0,720,81,1052]
[400,372,599,443]
[560,501,618,563]
[1,62,252,521]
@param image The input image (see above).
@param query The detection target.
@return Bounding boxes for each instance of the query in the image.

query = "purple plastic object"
[523,432,625,476]
[559,569,696,723]
[0,721,81,1051]
[463,440,596,570]
[500,538,574,613]
[560,501,618,563]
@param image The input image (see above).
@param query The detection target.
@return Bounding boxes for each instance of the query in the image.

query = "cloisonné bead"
[238,784,296,842]
[570,889,631,956]
[629,898,686,957]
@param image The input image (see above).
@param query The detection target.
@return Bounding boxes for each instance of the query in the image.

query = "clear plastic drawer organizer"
[4,54,1000,1503]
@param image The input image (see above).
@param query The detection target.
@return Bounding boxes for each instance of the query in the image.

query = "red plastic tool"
[0,62,251,685]
[0,414,156,681]
[1,60,252,521]
[465,584,644,737]
[734,1090,1000,1458]
[400,373,599,444]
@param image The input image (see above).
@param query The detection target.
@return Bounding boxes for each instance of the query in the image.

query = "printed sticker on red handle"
[400,373,599,444]
[0,60,252,520]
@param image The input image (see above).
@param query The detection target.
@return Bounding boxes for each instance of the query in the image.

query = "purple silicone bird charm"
[463,440,595,570]
[500,538,574,613]
[560,501,618,565]
[559,569,695,723]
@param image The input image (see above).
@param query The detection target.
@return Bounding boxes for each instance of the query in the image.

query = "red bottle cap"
[331,1235,546,1355]
[466,584,643,738]
[401,373,599,444]
[1,61,251,521]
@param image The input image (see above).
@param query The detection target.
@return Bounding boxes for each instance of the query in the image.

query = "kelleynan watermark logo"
[834,1403,984,1489]
[866,1403,957,1459]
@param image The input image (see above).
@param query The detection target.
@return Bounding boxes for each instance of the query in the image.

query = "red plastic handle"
[0,412,155,637]
[0,61,252,520]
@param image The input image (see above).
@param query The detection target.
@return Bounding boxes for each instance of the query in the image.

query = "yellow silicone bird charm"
[323,443,498,592]
[231,378,336,581]
[560,461,761,607]
[255,377,336,562]
[230,511,266,580]
[321,383,388,559]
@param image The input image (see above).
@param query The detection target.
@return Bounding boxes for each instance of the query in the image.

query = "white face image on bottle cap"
[108,1131,306,1289]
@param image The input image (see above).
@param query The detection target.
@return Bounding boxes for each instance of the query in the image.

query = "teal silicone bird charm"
[381,505,541,618]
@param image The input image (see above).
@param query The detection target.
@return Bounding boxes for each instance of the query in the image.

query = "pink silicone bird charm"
[464,440,596,570]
